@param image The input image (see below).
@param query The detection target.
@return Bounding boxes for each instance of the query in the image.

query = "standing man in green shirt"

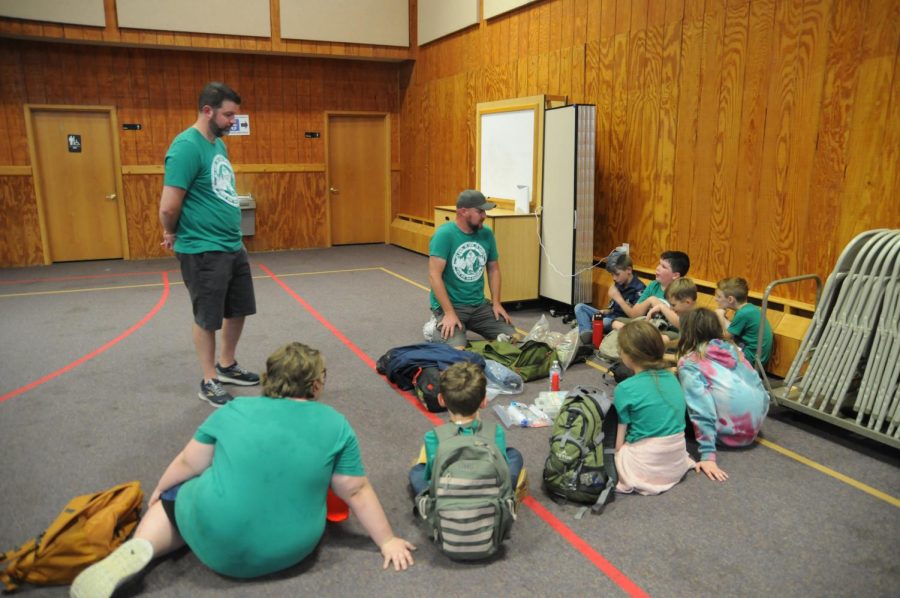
[159,82,259,406]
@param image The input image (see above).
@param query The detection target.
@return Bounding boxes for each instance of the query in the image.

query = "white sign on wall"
[230,115,250,136]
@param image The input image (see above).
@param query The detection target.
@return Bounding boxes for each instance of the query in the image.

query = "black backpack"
[542,386,618,518]
[412,367,444,413]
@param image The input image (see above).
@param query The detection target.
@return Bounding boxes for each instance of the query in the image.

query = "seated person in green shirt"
[646,278,698,330]
[610,250,691,330]
[408,362,524,496]
[714,277,774,368]
[612,320,695,495]
[72,343,415,598]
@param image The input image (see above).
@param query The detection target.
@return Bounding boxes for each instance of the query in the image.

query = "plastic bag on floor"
[520,315,580,371]
[484,359,525,397]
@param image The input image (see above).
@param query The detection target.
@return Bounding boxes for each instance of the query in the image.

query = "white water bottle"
[549,360,562,392]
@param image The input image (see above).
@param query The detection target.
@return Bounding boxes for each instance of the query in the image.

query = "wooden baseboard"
[390,214,433,255]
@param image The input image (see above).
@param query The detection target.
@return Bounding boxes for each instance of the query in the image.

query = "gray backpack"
[416,422,516,560]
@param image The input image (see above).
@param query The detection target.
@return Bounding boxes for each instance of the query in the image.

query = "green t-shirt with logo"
[613,369,686,444]
[164,127,242,253]
[728,303,774,366]
[429,222,499,310]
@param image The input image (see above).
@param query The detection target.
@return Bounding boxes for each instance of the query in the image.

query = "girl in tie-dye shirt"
[676,308,769,482]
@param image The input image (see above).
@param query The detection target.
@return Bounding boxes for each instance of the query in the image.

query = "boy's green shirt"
[423,419,507,479]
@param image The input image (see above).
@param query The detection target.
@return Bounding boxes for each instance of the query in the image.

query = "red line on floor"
[0,272,170,404]
[0,270,168,285]
[260,264,649,596]
[523,496,649,598]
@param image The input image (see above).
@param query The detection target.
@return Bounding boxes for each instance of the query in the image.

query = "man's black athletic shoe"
[199,378,233,407]
[215,361,261,386]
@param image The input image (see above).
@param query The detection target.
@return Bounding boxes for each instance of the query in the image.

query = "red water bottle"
[326,487,350,522]
[592,314,604,348]
[549,360,561,392]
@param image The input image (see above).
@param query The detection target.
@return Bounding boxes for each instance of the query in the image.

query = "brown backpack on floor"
[0,481,143,592]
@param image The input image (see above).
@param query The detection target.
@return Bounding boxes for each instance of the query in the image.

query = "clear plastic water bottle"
[549,360,562,392]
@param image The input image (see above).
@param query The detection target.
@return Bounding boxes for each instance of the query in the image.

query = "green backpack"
[542,386,617,518]
[415,422,516,560]
[468,340,558,382]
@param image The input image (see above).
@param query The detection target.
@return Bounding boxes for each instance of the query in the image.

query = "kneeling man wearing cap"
[427,190,516,349]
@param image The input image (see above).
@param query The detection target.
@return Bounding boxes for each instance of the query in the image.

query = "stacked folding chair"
[774,229,900,449]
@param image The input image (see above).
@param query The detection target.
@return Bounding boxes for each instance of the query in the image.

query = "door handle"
[329,187,339,194]
[105,193,117,201]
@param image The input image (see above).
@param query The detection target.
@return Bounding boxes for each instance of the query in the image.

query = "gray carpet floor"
[1,245,898,597]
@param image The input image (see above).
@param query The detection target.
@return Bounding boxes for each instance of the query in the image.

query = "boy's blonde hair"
[666,278,697,302]
[618,320,668,370]
[717,277,749,303]
[262,342,324,399]
[440,362,486,416]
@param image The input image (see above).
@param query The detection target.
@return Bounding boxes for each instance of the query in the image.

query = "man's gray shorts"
[177,249,256,331]
[432,302,515,347]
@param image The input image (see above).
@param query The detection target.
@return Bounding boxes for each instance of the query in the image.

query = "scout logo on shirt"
[451,241,487,282]
[211,154,239,208]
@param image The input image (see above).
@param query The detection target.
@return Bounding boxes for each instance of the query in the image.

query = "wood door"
[32,109,123,261]
[327,115,388,245]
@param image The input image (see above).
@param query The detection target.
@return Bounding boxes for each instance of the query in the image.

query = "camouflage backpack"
[416,422,516,560]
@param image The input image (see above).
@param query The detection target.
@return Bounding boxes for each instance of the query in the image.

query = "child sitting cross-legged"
[409,362,524,497]
[676,308,769,481]
[714,277,774,369]
[612,320,695,495]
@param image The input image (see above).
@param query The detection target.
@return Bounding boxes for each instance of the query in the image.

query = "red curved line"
[0,270,168,286]
[259,263,649,596]
[0,272,170,404]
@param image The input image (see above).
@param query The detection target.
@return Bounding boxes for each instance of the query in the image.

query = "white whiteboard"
[479,109,535,202]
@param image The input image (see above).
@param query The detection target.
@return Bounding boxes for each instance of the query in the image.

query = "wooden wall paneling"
[670,0,704,268]
[122,174,166,260]
[22,44,46,107]
[756,0,803,294]
[607,3,630,260]
[240,172,329,252]
[652,1,685,263]
[571,44,585,103]
[549,0,562,51]
[707,0,749,281]
[640,3,664,260]
[837,0,899,255]
[587,39,609,252]
[0,175,43,267]
[624,1,649,263]
[801,0,868,281]
[586,0,601,42]
[731,0,775,290]
[877,33,900,232]
[562,0,575,51]
[687,0,725,282]
[255,55,274,165]
[779,0,832,297]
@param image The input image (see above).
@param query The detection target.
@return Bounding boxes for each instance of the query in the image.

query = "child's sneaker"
[70,537,153,598]
[215,361,260,386]
[199,378,232,407]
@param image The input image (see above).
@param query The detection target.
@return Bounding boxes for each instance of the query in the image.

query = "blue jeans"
[409,447,524,496]
[574,303,615,334]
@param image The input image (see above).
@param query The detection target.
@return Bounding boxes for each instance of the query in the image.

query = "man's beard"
[210,121,230,138]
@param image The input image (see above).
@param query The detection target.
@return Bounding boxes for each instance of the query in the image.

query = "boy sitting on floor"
[647,278,698,335]
[610,250,691,330]
[573,253,645,345]
[714,277,774,368]
[408,362,524,498]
